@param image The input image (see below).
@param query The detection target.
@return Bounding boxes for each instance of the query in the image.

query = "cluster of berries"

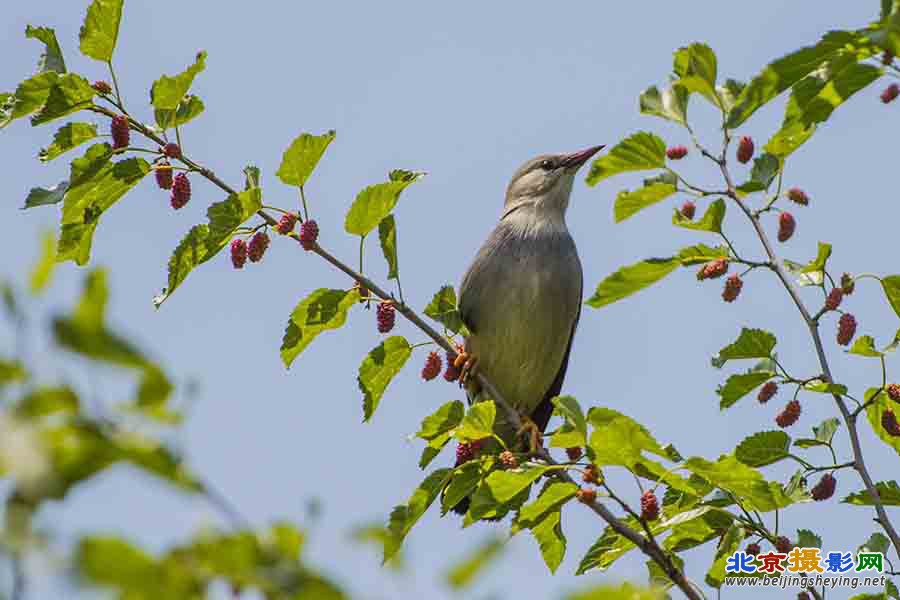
[229,232,270,269]
[883,384,900,437]
[421,346,465,382]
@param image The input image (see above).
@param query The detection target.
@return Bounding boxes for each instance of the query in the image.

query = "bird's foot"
[453,352,480,389]
[516,416,543,455]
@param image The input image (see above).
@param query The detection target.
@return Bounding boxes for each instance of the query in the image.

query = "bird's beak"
[561,145,605,170]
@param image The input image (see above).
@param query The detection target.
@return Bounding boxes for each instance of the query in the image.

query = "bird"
[455,145,603,455]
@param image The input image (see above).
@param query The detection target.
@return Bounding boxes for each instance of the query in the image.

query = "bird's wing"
[529,275,582,434]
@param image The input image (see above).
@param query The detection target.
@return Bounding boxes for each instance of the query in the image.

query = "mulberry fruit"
[758,381,778,404]
[577,487,597,504]
[697,258,729,280]
[883,409,900,436]
[837,313,857,346]
[787,188,809,206]
[775,400,801,428]
[582,464,601,484]
[775,536,792,554]
[737,136,754,164]
[499,450,518,469]
[887,383,900,403]
[640,490,659,521]
[455,440,483,466]
[376,302,396,333]
[421,351,441,381]
[566,447,583,461]
[91,80,112,95]
[778,212,796,242]
[163,143,181,159]
[680,200,696,220]
[111,115,129,149]
[810,473,836,501]
[171,172,191,209]
[155,163,173,190]
[722,274,743,303]
[443,349,461,382]
[824,288,843,311]
[299,220,318,250]
[746,543,761,556]
[881,83,900,104]
[666,145,688,160]
[230,238,247,269]
[884,51,895,66]
[247,231,270,263]
[840,273,855,295]
[276,213,297,235]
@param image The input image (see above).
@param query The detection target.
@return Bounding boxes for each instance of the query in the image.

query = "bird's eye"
[539,159,556,171]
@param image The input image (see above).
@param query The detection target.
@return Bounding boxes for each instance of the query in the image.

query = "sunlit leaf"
[673,198,726,234]
[586,257,679,308]
[31,73,95,126]
[639,84,689,125]
[29,230,56,294]
[424,285,465,334]
[585,132,666,186]
[345,172,424,237]
[79,0,124,62]
[842,481,900,506]
[613,182,677,223]
[26,25,66,74]
[385,468,453,561]
[39,122,97,162]
[444,537,504,590]
[712,328,777,367]
[280,288,360,368]
[717,371,774,409]
[359,336,412,421]
[151,52,207,128]
[276,130,336,188]
[378,214,399,280]
[455,401,496,442]
[734,431,791,467]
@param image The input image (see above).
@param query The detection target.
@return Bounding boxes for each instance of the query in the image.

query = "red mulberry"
[582,464,601,484]
[299,220,318,250]
[155,163,173,190]
[787,187,809,206]
[884,51,895,66]
[810,473,836,501]
[170,172,191,209]
[824,288,843,311]
[566,447,583,461]
[778,212,796,242]
[499,450,518,469]
[111,115,129,149]
[758,381,778,404]
[775,536,792,554]
[247,232,270,263]
[640,490,659,521]
[883,409,900,436]
[666,145,688,160]
[421,351,441,381]
[776,400,801,428]
[455,439,483,465]
[577,487,597,504]
[837,313,857,346]
[887,384,900,403]
[680,200,696,220]
[737,136,754,164]
[746,543,761,556]
[91,80,112,95]
[722,274,743,303]
[443,349,461,382]
[377,302,396,333]
[276,213,297,235]
[230,239,247,269]
[163,143,181,159]
[881,83,899,104]
[697,258,729,280]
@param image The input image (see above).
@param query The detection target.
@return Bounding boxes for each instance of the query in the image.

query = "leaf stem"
[107,61,124,110]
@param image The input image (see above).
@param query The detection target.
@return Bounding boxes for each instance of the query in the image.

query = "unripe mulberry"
[640,490,659,521]
[376,302,396,333]
[722,274,743,303]
[582,464,601,484]
[299,220,318,250]
[566,447,583,461]
[737,136,754,164]
[787,187,809,206]
[247,231,270,263]
[421,351,441,381]
[111,115,129,149]
[758,381,778,404]
[778,212,796,242]
[887,383,900,403]
[837,313,857,346]
[841,273,855,295]
[881,83,900,104]
[443,349,461,382]
[91,80,112,95]
[825,288,843,311]
[884,51,895,65]
[577,487,597,504]
[697,258,729,281]
[230,238,247,269]
[170,172,191,209]
[680,200,696,220]
[155,163,173,190]
[811,473,836,501]
[776,400,802,428]
[666,145,688,160]
[499,450,518,469]
[746,543,761,556]
[775,536,792,554]
[883,409,900,437]
[276,213,297,235]
[163,142,181,159]
[455,440,483,465]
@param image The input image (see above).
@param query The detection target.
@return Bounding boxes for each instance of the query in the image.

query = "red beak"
[561,145,605,169]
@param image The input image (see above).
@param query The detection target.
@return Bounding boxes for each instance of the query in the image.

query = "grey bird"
[456,145,604,451]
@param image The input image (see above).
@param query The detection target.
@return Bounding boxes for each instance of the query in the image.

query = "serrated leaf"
[26,26,66,74]
[548,396,588,449]
[385,468,453,561]
[39,122,98,162]
[842,481,900,506]
[706,524,744,588]
[613,182,676,223]
[416,400,465,441]
[359,336,412,422]
[859,532,890,555]
[29,230,56,295]
[531,508,566,574]
[726,30,872,128]
[717,79,745,113]
[673,43,721,109]
[588,407,667,467]
[848,335,883,357]
[685,455,793,512]
[795,417,841,448]
[865,387,900,457]
[517,481,578,527]
[803,379,848,395]
[797,528,822,549]
[444,537,504,590]
[31,73,95,126]
[783,258,825,287]
[150,51,206,127]
[676,243,729,265]
[585,132,666,186]
[639,84,689,125]
[23,180,69,209]
[1,72,59,128]
[881,276,900,319]
[455,401,496,442]
[737,153,780,195]
[712,328,777,367]
[280,288,360,368]
[467,466,547,522]
[735,431,791,467]
[586,257,679,308]
[424,285,465,334]
[673,198,726,234]
[441,461,485,514]
[276,130,335,188]
[800,242,832,274]
[378,215,399,280]
[345,173,424,237]
[78,0,123,62]
[717,371,774,409]
[577,518,668,575]
[154,94,204,130]
[157,188,262,304]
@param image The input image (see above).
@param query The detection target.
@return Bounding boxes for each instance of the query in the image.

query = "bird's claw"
[454,352,480,389]
[517,416,543,455]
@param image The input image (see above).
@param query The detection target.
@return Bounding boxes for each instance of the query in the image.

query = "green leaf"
[467,466,547,522]
[797,528,823,549]
[613,182,677,223]
[586,257,679,308]
[705,524,744,588]
[717,371,774,409]
[676,242,729,265]
[576,517,669,575]
[531,508,566,573]
[662,507,733,552]
[565,583,665,600]
[455,401,496,442]
[416,400,465,441]
[275,130,336,188]
[866,387,900,457]
[673,43,720,109]
[685,455,793,512]
[424,285,465,334]
[881,276,900,319]
[441,461,486,514]
[78,0,124,62]
[726,30,871,128]
[16,386,79,417]
[737,153,780,194]
[24,180,68,209]
[585,132,666,186]
[31,73,95,126]
[639,84,689,125]
[26,26,66,74]
[784,258,825,287]
[151,52,207,128]
[734,431,791,467]
[588,407,667,467]
[377,215,399,280]
[647,554,686,591]
[0,360,27,388]
[848,335,883,357]
[800,242,832,274]
[712,328,777,367]
[385,468,453,561]
[1,72,59,128]
[444,537,504,590]
[76,537,158,590]
[345,172,424,237]
[157,188,262,305]
[154,94,204,130]
[794,417,841,448]
[717,79,746,113]
[672,198,726,234]
[39,122,98,162]
[29,230,56,294]
[842,481,900,506]
[358,336,412,422]
[803,379,848,395]
[548,396,588,449]
[859,532,890,555]
[517,481,578,528]
[280,288,360,368]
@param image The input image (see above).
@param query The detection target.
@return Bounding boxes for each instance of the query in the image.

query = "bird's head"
[503,145,604,219]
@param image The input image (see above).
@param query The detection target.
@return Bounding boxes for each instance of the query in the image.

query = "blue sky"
[2,2,899,598]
